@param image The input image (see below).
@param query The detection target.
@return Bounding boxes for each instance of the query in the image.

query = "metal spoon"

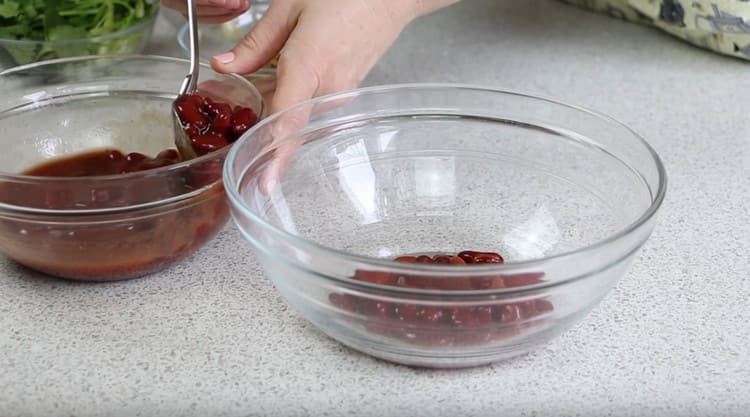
[172,0,200,160]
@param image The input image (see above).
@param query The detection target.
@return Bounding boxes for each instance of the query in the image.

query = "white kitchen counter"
[2,1,749,416]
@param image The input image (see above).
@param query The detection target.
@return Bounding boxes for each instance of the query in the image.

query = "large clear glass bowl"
[0,55,263,281]
[225,84,667,368]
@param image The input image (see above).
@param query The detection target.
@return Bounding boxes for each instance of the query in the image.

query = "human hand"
[211,0,460,193]
[161,0,251,24]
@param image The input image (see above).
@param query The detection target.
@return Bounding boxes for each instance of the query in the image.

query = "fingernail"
[213,51,235,64]
[261,168,278,194]
[260,160,280,194]
[261,177,277,195]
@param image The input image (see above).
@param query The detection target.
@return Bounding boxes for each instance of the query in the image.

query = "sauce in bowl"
[0,148,226,280]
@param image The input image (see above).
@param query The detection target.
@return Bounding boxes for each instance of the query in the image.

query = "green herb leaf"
[0,0,158,64]
[46,25,88,41]
[0,2,20,19]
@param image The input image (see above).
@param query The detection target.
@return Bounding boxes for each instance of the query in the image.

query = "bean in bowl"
[224,84,666,367]
[0,55,263,281]
[330,251,553,347]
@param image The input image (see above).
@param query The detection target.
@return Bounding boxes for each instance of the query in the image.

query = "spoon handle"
[178,0,200,95]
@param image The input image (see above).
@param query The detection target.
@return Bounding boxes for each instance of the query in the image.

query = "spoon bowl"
[173,105,199,159]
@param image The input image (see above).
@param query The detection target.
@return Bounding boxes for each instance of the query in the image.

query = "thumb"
[210,2,296,75]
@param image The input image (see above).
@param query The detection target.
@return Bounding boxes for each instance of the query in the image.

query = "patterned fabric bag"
[560,0,750,60]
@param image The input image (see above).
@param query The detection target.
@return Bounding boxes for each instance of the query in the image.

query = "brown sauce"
[0,148,228,281]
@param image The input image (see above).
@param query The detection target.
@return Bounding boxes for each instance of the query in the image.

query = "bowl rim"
[0,7,159,46]
[224,83,668,275]
[0,54,264,215]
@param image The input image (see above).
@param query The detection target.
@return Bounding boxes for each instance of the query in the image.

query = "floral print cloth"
[560,0,750,60]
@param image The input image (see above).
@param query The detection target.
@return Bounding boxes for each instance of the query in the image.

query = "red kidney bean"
[355,299,376,316]
[210,108,233,136]
[373,301,392,318]
[125,152,146,164]
[205,101,230,117]
[175,97,209,132]
[433,255,452,264]
[445,307,467,326]
[330,251,552,348]
[353,269,395,286]
[230,107,259,139]
[107,150,125,162]
[476,306,494,324]
[404,274,433,288]
[156,149,181,162]
[535,299,554,314]
[394,256,417,263]
[395,303,419,322]
[184,125,201,139]
[202,97,217,114]
[329,293,356,312]
[175,93,260,154]
[26,149,188,178]
[458,250,504,264]
[498,304,522,322]
[459,313,481,330]
[503,272,545,288]
[191,134,229,154]
[449,256,467,265]
[418,307,444,324]
[181,93,206,110]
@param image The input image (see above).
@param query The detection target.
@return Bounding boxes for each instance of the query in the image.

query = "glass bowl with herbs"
[0,0,159,69]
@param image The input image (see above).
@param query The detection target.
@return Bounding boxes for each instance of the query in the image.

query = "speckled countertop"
[2,1,749,416]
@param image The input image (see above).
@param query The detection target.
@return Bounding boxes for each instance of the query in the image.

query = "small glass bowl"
[224,84,667,368]
[0,8,158,70]
[0,55,263,281]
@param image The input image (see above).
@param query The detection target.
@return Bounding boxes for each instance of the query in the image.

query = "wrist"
[380,0,460,26]
[406,0,462,19]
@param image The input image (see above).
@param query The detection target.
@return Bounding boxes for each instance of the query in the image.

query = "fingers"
[269,52,320,114]
[162,0,249,23]
[241,73,277,116]
[210,1,296,75]
[191,12,247,24]
[162,0,248,12]
[257,54,320,194]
